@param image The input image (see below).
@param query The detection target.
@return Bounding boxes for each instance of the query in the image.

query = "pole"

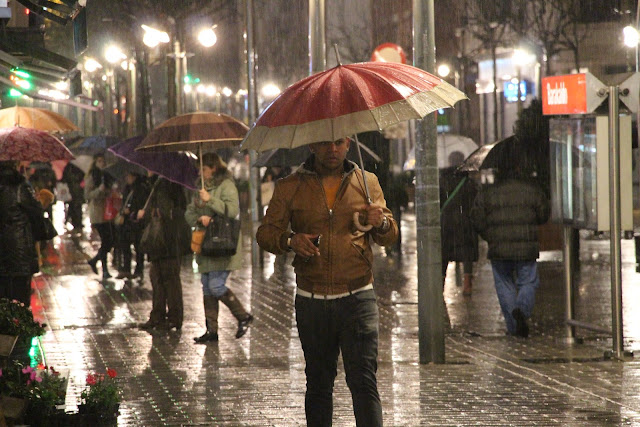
[246,0,261,267]
[413,0,445,364]
[608,86,624,359]
[309,0,326,74]
[516,65,523,113]
[563,226,575,340]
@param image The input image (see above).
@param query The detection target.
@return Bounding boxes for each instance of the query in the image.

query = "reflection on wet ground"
[28,204,640,425]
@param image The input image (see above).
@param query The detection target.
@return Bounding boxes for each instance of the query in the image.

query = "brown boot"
[219,290,253,338]
[194,296,219,343]
[462,274,473,296]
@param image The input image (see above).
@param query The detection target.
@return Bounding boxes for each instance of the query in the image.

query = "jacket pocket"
[350,242,372,268]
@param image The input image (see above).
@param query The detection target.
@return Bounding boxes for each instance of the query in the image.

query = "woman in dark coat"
[440,166,479,295]
[0,160,45,306]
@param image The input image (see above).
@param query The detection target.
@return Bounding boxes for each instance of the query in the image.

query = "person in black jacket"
[470,168,550,337]
[0,160,46,307]
[61,162,85,233]
[440,167,478,295]
[137,175,188,331]
[116,172,149,280]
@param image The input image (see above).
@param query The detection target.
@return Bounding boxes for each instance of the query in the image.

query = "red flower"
[12,318,19,325]
[86,373,97,386]
[106,368,117,378]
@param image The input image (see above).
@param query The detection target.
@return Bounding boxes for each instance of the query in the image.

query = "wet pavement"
[27,203,640,425]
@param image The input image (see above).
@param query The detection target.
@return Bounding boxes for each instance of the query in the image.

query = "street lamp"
[104,45,127,137]
[437,64,451,78]
[141,24,170,48]
[198,25,217,48]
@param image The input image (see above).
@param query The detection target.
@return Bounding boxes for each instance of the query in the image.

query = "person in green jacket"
[185,153,253,343]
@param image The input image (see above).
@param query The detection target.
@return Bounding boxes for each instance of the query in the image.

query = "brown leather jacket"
[256,158,398,295]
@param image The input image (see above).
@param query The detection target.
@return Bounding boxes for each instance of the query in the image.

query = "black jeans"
[295,289,382,427]
[93,222,114,264]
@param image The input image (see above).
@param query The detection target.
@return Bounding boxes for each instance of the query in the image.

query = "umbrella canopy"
[103,159,147,182]
[253,139,382,168]
[457,135,520,173]
[135,112,248,152]
[241,61,466,152]
[0,127,74,162]
[69,135,120,155]
[108,136,199,190]
[404,134,478,170]
[0,106,79,133]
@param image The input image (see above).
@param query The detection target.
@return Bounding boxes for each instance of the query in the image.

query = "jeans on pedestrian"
[491,260,540,335]
[295,289,382,427]
[149,258,183,326]
[201,270,231,298]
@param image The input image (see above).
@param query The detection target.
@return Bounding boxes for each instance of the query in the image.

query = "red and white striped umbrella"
[0,126,74,162]
[241,61,467,152]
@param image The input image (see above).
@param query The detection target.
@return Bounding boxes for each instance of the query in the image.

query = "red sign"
[542,74,587,115]
[371,43,407,64]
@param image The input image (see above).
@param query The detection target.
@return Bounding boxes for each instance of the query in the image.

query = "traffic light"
[10,69,32,91]
[8,88,23,97]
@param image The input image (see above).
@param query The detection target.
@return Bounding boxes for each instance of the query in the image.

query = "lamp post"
[104,45,126,137]
[83,57,102,134]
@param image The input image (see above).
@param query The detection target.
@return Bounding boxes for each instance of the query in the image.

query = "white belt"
[296,284,373,300]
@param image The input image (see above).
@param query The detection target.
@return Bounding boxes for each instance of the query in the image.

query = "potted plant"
[0,361,68,425]
[0,298,46,357]
[77,368,121,424]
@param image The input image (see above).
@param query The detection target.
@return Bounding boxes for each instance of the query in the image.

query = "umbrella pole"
[353,134,374,232]
[199,143,204,190]
[353,134,371,204]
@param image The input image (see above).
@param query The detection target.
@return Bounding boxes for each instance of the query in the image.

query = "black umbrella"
[253,140,382,168]
[456,135,522,173]
[103,160,147,182]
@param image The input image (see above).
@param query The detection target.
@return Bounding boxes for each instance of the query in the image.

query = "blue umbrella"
[107,136,199,190]
[70,135,120,155]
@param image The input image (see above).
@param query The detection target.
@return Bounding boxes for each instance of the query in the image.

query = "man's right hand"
[290,233,321,258]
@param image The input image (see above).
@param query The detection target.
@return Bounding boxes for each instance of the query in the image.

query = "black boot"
[102,261,112,280]
[194,297,219,343]
[87,257,98,274]
[194,331,218,343]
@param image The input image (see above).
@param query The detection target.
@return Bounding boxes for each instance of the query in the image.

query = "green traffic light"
[8,88,22,97]
[184,75,191,84]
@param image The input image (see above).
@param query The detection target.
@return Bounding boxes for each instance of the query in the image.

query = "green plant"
[0,298,46,338]
[79,368,121,413]
[0,361,67,415]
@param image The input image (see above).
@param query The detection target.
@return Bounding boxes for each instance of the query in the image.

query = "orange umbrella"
[0,106,79,133]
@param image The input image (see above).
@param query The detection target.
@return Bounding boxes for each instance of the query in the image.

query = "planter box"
[0,334,18,357]
[0,395,27,419]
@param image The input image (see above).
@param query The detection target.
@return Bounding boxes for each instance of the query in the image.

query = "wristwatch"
[286,232,295,251]
[377,216,389,233]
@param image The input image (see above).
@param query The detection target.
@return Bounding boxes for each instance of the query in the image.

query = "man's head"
[309,137,351,175]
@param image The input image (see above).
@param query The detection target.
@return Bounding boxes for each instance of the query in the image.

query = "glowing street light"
[512,48,535,112]
[437,64,451,78]
[104,46,126,64]
[624,25,639,48]
[198,25,217,48]
[261,83,281,98]
[141,24,170,48]
[83,58,102,73]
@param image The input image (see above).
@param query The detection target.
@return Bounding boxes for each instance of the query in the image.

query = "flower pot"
[0,395,27,419]
[0,334,18,357]
[77,403,120,425]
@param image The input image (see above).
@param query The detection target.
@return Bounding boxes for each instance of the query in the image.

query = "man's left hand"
[365,204,385,228]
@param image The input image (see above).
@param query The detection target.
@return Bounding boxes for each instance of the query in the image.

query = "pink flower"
[12,318,19,325]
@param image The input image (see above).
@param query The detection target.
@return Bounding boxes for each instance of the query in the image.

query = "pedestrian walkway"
[29,209,640,425]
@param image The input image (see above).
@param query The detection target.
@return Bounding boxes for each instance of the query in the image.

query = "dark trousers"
[149,257,183,326]
[0,275,32,307]
[120,226,144,274]
[93,222,114,264]
[66,200,83,230]
[295,289,382,427]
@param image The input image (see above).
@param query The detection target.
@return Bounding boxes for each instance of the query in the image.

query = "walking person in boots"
[256,137,398,427]
[185,153,253,343]
[84,153,115,280]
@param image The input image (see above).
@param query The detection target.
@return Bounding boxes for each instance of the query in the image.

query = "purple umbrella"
[107,136,198,190]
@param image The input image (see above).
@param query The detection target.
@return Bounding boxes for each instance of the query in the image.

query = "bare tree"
[326,1,373,66]
[556,0,588,72]
[464,0,512,141]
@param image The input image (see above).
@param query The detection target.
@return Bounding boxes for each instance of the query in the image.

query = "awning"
[13,0,83,25]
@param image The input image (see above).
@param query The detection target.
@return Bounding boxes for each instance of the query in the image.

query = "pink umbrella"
[241,55,466,230]
[0,127,74,162]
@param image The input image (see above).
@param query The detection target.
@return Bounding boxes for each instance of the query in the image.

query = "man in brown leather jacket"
[257,137,398,427]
